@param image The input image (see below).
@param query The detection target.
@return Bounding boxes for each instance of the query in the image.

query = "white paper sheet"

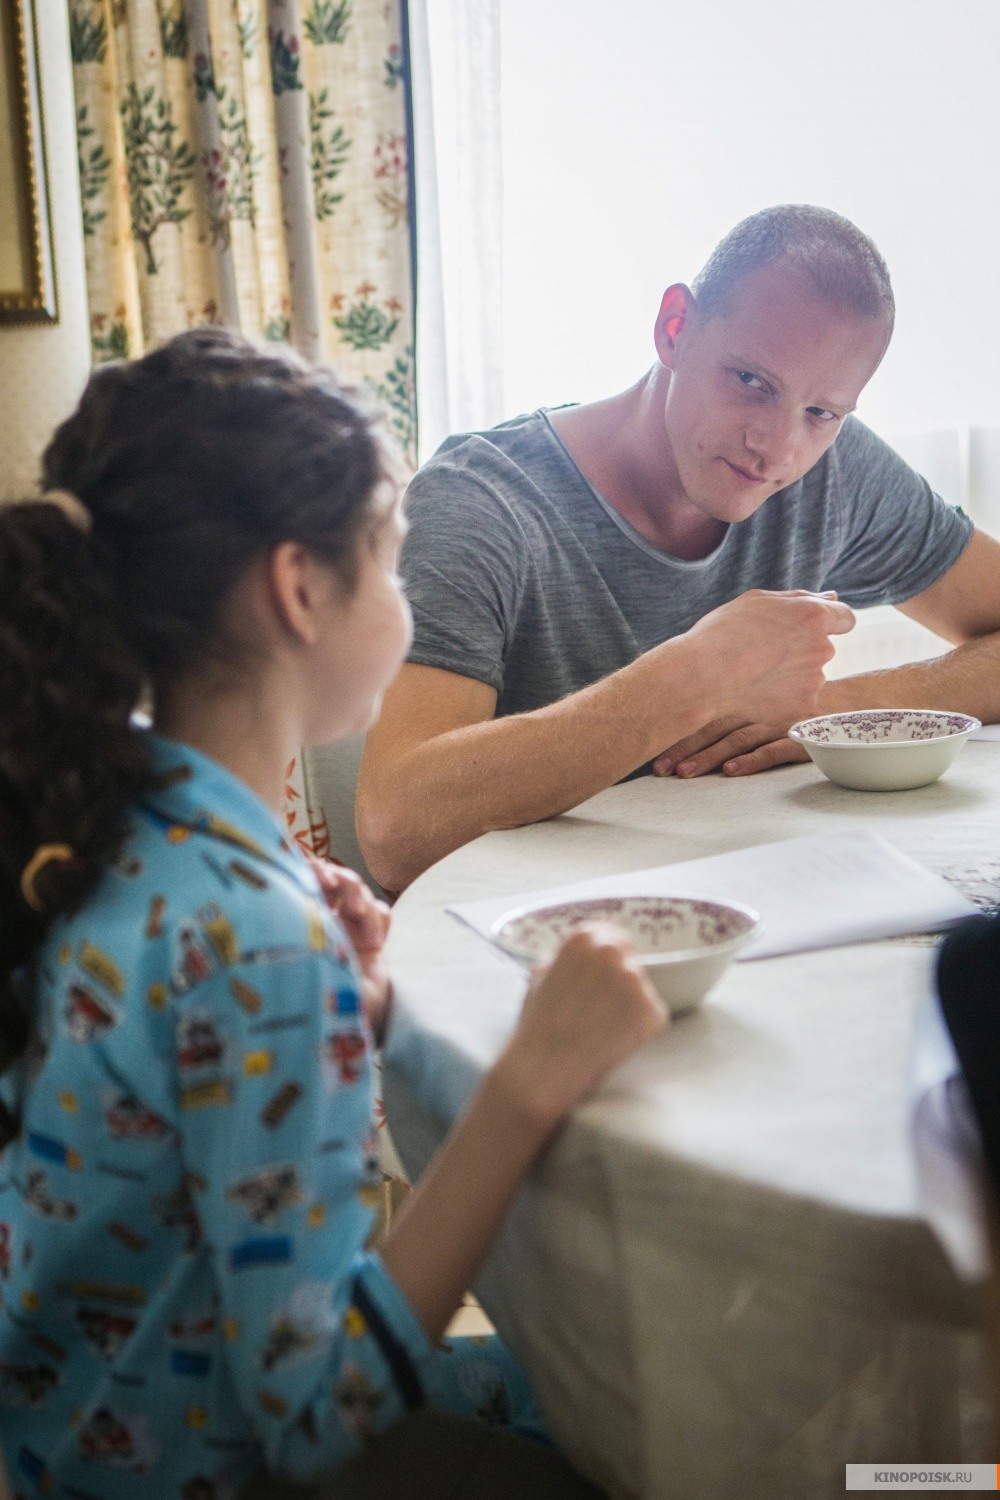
[448,828,977,962]
[971,722,1000,741]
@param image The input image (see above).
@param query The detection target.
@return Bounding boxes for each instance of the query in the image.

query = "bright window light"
[499,0,1000,450]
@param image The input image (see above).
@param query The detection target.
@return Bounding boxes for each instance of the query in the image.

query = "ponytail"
[0,499,155,1086]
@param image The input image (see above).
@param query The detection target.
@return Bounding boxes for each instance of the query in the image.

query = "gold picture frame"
[0,0,56,321]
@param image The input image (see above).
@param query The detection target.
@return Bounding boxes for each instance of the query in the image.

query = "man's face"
[657,262,890,523]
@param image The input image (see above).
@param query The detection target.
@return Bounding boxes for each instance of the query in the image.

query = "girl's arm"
[179,920,661,1482]
[307,861,667,1344]
[380,927,667,1342]
[176,942,440,1483]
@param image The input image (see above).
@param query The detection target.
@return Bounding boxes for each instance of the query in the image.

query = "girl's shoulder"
[129,733,337,951]
[52,804,356,1027]
[36,806,361,1125]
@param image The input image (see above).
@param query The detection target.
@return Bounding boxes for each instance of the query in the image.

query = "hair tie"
[41,489,92,534]
[20,844,77,913]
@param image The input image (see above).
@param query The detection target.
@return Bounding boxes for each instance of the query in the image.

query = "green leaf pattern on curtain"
[69,0,417,859]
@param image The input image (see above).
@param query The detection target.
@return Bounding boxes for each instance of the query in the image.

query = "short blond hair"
[692,204,894,330]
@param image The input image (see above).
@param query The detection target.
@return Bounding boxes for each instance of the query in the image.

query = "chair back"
[302,736,381,893]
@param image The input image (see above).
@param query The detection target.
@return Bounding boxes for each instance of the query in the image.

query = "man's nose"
[743,409,798,475]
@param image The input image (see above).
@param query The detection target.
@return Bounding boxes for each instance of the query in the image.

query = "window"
[500,0,1000,528]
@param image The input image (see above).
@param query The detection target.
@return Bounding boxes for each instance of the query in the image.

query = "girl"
[0,329,666,1498]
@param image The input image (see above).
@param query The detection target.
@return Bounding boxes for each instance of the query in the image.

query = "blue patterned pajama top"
[0,734,538,1498]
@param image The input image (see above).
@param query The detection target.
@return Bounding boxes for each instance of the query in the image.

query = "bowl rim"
[490,892,763,968]
[788,708,981,749]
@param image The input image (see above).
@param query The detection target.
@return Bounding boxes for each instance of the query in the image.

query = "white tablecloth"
[382,747,1000,1499]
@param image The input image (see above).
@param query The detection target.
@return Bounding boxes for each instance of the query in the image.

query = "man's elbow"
[356,768,429,895]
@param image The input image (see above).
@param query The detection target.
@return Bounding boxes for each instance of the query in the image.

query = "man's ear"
[654,283,696,370]
[266,542,323,647]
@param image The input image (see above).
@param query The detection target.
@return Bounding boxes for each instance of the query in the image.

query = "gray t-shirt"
[401,410,973,718]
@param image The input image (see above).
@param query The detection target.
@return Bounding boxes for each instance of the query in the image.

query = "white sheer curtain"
[408,0,504,462]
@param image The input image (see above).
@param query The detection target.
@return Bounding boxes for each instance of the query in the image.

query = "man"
[358,205,1000,892]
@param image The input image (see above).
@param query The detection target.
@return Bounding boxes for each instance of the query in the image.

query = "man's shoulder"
[803,415,899,492]
[410,409,567,506]
[833,413,898,463]
[428,407,554,466]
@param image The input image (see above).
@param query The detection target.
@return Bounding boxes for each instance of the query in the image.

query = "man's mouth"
[724,459,771,486]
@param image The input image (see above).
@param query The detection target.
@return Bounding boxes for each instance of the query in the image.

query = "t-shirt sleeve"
[400,453,528,694]
[821,418,974,608]
[173,921,436,1483]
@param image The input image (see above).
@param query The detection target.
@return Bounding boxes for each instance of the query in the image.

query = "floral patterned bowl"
[788,709,981,791]
[491,894,762,1017]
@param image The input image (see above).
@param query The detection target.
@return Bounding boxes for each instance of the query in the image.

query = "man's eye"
[807,407,839,422]
[736,370,764,390]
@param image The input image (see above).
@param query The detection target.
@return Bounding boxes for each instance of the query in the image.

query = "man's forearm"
[359,637,715,891]
[821,629,1000,720]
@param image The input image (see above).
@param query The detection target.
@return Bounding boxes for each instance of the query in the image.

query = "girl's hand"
[498,924,668,1128]
[308,857,393,1042]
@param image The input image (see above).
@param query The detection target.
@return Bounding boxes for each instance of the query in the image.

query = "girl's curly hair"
[0,327,394,1116]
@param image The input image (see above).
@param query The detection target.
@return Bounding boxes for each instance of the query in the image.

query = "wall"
[499,0,1000,440]
[0,1,90,501]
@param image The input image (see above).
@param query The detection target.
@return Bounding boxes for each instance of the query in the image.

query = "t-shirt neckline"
[537,408,733,571]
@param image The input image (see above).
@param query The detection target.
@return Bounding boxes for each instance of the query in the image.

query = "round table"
[382,747,1000,1500]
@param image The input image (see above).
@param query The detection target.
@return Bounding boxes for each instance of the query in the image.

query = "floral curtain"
[68,0,417,859]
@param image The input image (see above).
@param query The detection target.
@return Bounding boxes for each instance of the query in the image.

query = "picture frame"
[0,0,56,322]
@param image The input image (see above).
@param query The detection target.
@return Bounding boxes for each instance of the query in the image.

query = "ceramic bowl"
[788,708,981,791]
[491,894,762,1017]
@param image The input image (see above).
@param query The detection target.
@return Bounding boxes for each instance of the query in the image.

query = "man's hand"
[652,589,852,779]
[653,717,810,778]
[685,589,853,731]
[307,856,393,1042]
